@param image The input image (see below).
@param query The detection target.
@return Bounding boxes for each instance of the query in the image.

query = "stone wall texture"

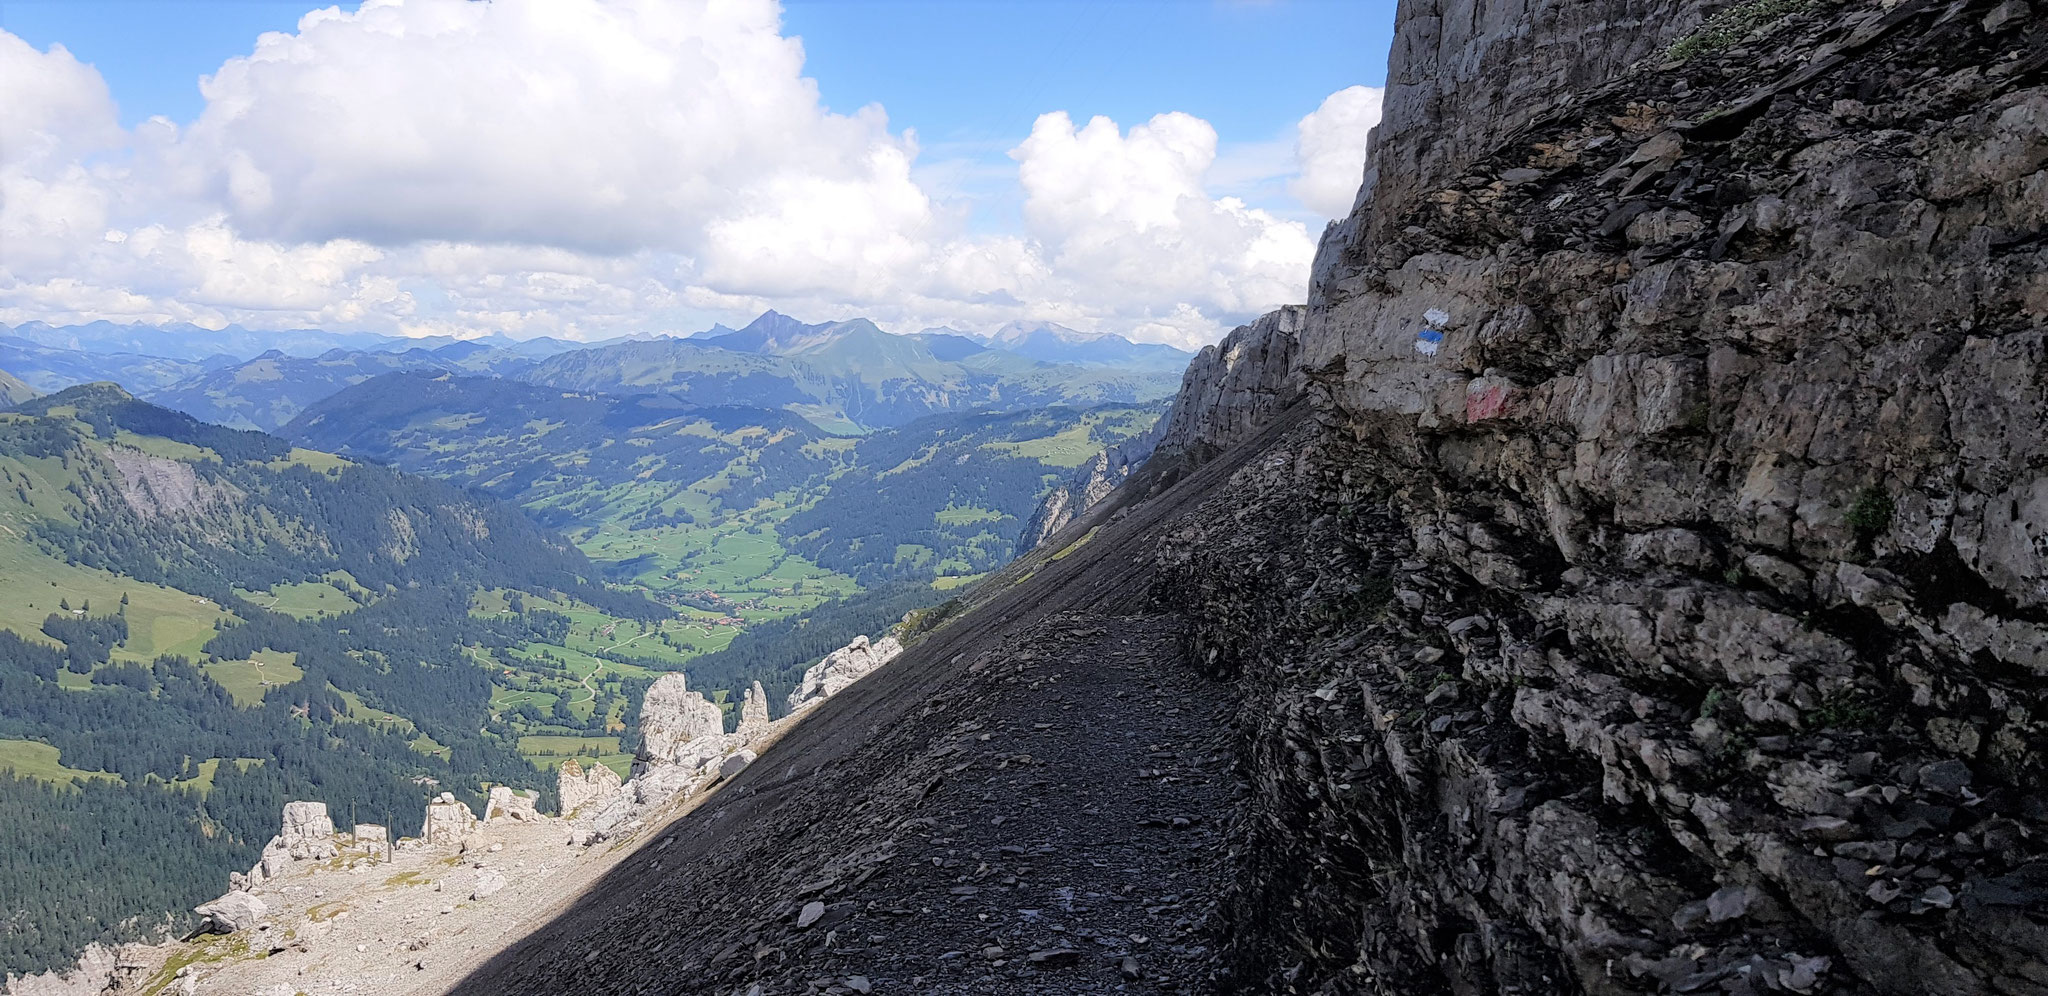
[1152,0,2048,992]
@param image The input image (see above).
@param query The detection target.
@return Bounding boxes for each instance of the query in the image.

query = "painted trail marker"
[1414,308,1451,356]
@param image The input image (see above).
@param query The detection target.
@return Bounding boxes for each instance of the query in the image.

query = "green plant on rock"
[1811,687,1882,731]
[1845,486,1894,540]
[1667,0,1816,62]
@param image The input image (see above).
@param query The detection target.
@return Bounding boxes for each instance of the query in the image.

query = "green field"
[0,739,122,786]
[234,572,367,619]
[934,504,1006,526]
[201,650,304,706]
[517,734,620,756]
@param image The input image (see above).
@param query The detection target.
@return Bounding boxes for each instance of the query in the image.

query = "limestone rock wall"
[1148,305,1307,480]
[634,673,727,774]
[1152,1,2048,992]
[422,793,480,845]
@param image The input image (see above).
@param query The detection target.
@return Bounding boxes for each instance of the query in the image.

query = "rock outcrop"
[633,673,729,774]
[240,800,340,887]
[737,680,772,738]
[785,634,902,713]
[421,793,480,845]
[1145,1,2048,992]
[1018,418,1164,551]
[556,757,622,818]
[567,634,907,845]
[191,893,266,935]
[1146,304,1306,479]
[484,786,540,823]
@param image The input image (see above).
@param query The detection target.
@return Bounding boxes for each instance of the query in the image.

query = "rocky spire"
[556,757,622,818]
[634,673,726,773]
[737,680,771,740]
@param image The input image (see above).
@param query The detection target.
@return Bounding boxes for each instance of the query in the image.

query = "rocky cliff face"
[1147,304,1308,480]
[1154,1,2048,992]
[1018,419,1164,551]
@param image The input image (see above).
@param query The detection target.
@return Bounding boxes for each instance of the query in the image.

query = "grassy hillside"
[0,367,37,407]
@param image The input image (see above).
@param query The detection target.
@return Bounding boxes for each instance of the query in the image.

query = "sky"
[0,0,1395,348]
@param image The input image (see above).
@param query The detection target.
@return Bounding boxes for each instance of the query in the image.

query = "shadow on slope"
[451,405,1308,995]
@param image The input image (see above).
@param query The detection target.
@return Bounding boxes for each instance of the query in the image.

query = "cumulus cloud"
[1290,84,1383,219]
[0,2,1371,350]
[1012,111,1313,332]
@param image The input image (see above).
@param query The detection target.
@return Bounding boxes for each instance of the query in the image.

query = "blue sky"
[4,1,1390,141]
[0,0,1398,346]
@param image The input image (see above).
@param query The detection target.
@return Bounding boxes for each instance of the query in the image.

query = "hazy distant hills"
[1,320,617,363]
[4,312,1193,434]
[148,344,541,432]
[528,310,1186,429]
[974,320,1196,372]
[0,335,237,395]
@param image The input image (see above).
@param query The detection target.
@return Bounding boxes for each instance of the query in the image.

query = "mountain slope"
[457,2,2046,994]
[0,368,37,407]
[286,372,1165,594]
[0,385,666,976]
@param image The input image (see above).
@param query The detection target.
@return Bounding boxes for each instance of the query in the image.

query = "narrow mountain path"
[457,612,1234,995]
[454,409,1307,996]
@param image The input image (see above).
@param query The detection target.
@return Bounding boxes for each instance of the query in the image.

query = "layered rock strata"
[1148,1,2048,991]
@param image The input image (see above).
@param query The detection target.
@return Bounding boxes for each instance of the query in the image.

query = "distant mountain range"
[2,312,1194,433]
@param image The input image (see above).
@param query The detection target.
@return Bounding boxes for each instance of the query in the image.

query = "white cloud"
[0,4,1375,351]
[1290,84,1382,219]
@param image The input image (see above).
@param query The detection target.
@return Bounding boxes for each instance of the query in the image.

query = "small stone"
[1027,948,1081,967]
[1918,760,1972,796]
[846,978,872,994]
[981,945,1006,959]
[1918,885,1957,909]
[1984,0,2028,32]
[797,901,826,928]
[1120,955,1141,980]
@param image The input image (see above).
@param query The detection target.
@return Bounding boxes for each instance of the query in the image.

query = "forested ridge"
[0,387,662,977]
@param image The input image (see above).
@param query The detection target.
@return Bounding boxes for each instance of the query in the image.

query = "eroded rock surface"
[786,634,903,713]
[556,757,622,819]
[421,793,480,846]
[634,672,728,772]
[1154,1,2048,991]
